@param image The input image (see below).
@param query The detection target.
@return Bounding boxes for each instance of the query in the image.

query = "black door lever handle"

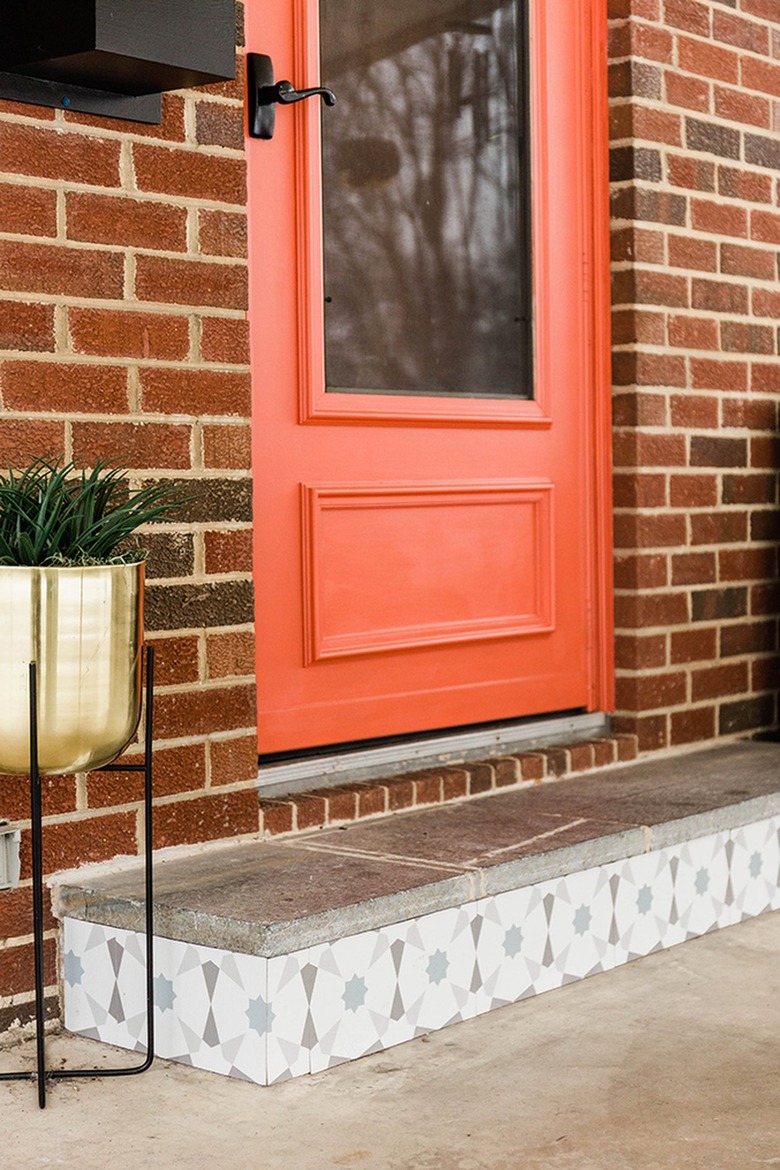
[274,80,337,107]
[247,53,336,139]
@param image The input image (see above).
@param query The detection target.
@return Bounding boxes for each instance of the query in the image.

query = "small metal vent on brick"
[0,821,21,890]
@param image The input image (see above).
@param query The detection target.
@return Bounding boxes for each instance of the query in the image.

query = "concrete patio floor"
[2,909,779,1170]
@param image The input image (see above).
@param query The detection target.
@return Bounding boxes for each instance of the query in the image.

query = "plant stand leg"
[0,666,44,1098]
[29,660,47,1108]
[0,646,156,1108]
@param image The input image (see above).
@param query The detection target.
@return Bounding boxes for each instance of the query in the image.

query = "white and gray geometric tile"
[63,918,148,1054]
[473,883,550,1013]
[610,849,684,962]
[534,865,616,993]
[671,832,733,937]
[265,949,310,1084]
[63,919,268,1083]
[730,817,780,922]
[155,940,266,1082]
[393,904,480,1036]
[308,922,411,1073]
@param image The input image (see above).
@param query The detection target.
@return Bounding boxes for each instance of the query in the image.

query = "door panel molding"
[302,480,554,662]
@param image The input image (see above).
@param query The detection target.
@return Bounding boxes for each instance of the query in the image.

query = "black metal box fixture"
[0,0,236,122]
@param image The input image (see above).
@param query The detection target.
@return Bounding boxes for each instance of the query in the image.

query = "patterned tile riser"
[63,819,780,1086]
[64,923,269,1082]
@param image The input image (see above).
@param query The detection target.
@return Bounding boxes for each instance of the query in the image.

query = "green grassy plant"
[0,457,182,567]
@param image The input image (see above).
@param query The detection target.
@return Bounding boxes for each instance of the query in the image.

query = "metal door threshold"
[257,710,609,798]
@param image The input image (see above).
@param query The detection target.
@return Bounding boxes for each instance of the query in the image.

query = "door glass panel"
[320,0,532,399]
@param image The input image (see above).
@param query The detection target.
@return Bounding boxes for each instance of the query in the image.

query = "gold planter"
[0,563,144,776]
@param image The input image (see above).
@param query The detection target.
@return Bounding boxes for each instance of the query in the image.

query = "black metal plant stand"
[0,645,156,1108]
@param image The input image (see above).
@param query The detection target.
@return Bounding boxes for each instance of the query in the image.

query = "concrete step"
[56,740,780,1085]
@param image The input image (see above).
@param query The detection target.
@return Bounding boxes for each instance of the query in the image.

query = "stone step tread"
[56,740,780,958]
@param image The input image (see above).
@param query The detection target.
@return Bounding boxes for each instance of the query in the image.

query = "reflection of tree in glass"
[322,0,530,398]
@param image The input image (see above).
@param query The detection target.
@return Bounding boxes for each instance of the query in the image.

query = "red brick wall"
[0,5,259,1029]
[609,0,780,752]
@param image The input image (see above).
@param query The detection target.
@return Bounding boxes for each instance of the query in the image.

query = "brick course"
[610,0,780,751]
[257,736,640,837]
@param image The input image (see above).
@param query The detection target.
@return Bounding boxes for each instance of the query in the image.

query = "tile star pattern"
[63,817,780,1086]
[246,994,274,1036]
[63,950,84,988]
[342,975,367,1013]
[503,925,523,957]
[153,973,176,1013]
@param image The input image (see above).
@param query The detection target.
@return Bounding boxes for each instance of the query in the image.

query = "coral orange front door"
[247,0,613,754]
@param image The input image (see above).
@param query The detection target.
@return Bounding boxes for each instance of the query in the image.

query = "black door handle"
[247,53,336,139]
[274,80,337,107]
